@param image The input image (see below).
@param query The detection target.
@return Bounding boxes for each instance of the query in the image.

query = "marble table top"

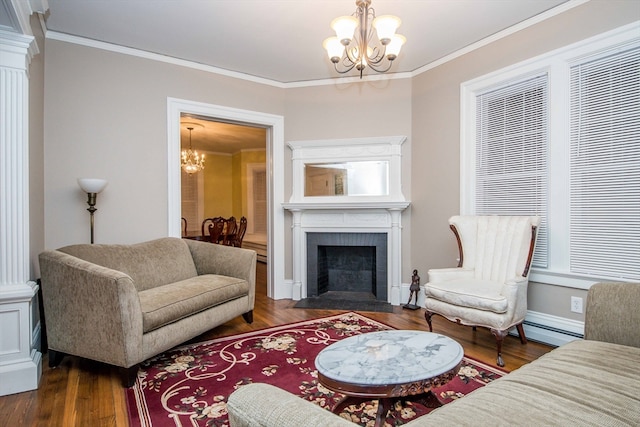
[315,330,463,386]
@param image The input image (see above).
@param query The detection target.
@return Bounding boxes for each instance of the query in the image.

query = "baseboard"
[0,350,42,396]
[272,279,294,300]
[0,281,43,395]
[518,310,584,347]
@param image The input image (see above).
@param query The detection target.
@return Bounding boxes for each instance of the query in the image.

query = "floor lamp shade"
[77,178,108,194]
[77,178,108,244]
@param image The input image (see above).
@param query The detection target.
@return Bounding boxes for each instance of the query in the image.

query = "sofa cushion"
[417,339,640,426]
[58,237,198,291]
[138,274,250,333]
[425,279,508,313]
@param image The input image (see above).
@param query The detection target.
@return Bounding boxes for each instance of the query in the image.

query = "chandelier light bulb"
[181,126,205,174]
[385,34,406,60]
[331,16,358,45]
[372,15,401,44]
[323,37,345,63]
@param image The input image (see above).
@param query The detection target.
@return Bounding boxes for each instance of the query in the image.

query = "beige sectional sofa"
[227,282,640,426]
[39,237,256,387]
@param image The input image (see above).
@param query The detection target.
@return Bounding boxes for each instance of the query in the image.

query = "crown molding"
[45,0,589,89]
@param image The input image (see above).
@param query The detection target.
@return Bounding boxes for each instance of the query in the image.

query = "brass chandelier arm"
[334,45,394,77]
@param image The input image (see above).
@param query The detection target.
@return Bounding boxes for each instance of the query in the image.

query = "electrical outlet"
[570,296,583,314]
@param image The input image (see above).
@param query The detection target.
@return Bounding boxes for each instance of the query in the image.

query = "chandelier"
[181,125,205,174]
[323,0,406,78]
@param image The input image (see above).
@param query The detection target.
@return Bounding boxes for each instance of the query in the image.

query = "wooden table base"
[332,391,443,427]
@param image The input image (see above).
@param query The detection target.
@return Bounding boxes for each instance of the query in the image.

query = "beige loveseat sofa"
[39,237,256,387]
[227,282,640,426]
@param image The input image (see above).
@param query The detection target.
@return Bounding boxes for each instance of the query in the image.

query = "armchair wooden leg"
[516,323,528,344]
[491,329,508,367]
[424,310,434,332]
[121,365,139,388]
[242,310,253,324]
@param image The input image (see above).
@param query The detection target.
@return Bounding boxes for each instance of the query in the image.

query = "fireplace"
[307,232,387,301]
[283,136,410,305]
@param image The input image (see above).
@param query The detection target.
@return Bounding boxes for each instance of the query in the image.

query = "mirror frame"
[287,136,406,204]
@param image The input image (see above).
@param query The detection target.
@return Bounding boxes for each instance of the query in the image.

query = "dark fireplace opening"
[317,245,376,296]
[306,232,387,302]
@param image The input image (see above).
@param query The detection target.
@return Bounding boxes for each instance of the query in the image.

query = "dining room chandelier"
[323,0,406,79]
[181,126,205,174]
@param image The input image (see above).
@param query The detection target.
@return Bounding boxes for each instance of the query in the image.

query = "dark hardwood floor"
[0,261,553,426]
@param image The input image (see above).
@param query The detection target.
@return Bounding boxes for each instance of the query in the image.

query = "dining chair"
[208,218,225,244]
[181,217,188,237]
[232,217,248,247]
[221,216,238,246]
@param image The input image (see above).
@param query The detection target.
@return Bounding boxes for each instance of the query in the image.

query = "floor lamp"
[77,178,108,244]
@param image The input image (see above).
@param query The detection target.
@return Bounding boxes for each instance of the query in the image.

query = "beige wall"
[27,15,47,340]
[41,0,638,322]
[29,15,46,279]
[410,0,639,320]
[43,40,285,248]
[202,153,233,218]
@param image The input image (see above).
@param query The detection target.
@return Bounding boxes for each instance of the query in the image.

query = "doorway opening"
[179,115,267,250]
[167,98,285,300]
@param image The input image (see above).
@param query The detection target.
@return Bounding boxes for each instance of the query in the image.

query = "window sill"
[529,269,634,290]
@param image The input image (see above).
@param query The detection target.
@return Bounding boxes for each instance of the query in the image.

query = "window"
[475,74,548,267]
[181,170,204,235]
[569,47,640,280]
[461,23,639,288]
[247,164,267,236]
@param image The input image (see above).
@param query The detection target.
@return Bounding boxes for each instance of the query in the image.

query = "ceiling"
[10,0,574,153]
[42,0,571,84]
[180,115,267,155]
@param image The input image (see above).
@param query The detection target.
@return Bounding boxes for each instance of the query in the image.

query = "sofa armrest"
[227,383,352,427]
[184,239,257,309]
[39,250,144,367]
[584,282,640,348]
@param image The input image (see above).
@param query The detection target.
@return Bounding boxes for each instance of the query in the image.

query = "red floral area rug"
[126,312,505,427]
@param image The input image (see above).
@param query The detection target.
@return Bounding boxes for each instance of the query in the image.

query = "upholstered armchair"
[424,215,540,367]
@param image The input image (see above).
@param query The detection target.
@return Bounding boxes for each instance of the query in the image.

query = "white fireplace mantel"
[283,136,410,305]
[283,201,410,211]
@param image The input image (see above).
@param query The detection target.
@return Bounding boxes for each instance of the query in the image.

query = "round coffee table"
[315,330,463,427]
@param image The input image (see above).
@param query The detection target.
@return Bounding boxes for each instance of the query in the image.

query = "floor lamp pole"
[86,192,98,244]
[77,178,108,244]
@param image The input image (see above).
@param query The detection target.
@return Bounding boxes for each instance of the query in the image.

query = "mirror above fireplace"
[287,136,407,206]
[304,161,389,197]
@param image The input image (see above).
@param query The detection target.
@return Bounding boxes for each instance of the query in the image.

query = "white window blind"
[252,168,267,234]
[569,45,640,280]
[181,170,200,235]
[475,74,549,267]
